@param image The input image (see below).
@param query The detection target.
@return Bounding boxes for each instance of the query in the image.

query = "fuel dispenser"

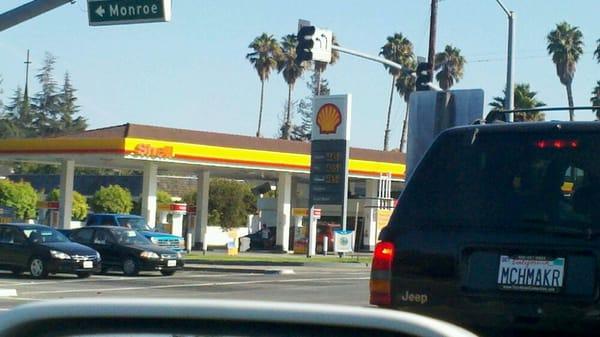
[156,203,187,237]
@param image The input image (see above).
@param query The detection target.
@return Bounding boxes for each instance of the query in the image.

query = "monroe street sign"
[87,0,172,26]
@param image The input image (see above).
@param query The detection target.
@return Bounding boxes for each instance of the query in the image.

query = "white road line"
[5,273,251,287]
[21,276,369,295]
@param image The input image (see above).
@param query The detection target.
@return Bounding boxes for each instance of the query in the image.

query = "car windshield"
[22,227,68,243]
[110,228,152,246]
[117,217,152,231]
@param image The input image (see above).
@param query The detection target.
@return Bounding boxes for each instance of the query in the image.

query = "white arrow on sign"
[95,6,106,17]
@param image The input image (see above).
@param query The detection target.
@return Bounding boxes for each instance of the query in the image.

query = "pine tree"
[33,52,60,136]
[290,73,332,141]
[58,72,87,133]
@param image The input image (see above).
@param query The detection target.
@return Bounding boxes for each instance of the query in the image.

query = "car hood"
[124,244,180,255]
[41,242,98,256]
[141,231,182,240]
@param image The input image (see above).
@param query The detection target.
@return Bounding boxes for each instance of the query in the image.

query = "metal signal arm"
[0,0,74,32]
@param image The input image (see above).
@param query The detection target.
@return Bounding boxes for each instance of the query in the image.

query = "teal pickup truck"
[85,214,185,253]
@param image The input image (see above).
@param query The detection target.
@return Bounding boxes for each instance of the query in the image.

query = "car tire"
[160,270,176,276]
[29,257,48,279]
[122,257,139,276]
[76,272,91,279]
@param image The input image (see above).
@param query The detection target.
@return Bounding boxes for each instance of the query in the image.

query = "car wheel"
[160,270,176,276]
[76,272,91,279]
[29,257,48,279]
[122,257,139,276]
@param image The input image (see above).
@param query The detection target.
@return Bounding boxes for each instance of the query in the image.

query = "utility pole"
[427,0,438,78]
[24,49,31,100]
[496,0,515,122]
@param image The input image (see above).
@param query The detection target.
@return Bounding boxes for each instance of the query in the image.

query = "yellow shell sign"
[316,103,342,134]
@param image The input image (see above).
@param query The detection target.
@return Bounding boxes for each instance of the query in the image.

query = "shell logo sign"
[316,103,342,135]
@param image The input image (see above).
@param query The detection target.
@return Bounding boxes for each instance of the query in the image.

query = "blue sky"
[0,0,598,150]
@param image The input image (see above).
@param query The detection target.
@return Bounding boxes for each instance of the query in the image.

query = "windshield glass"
[110,228,151,246]
[23,227,69,243]
[397,131,600,231]
[117,217,152,231]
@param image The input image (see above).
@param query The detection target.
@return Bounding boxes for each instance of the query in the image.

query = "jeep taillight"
[369,241,394,306]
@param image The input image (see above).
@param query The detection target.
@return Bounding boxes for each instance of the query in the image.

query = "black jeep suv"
[371,122,600,334]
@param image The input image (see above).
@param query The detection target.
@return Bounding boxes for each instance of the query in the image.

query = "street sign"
[87,0,172,26]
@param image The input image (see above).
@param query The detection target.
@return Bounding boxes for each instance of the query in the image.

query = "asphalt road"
[0,265,370,311]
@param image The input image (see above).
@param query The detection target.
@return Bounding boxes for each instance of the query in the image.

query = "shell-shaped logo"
[316,103,342,134]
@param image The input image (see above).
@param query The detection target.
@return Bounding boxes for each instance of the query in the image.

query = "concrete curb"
[183,265,295,275]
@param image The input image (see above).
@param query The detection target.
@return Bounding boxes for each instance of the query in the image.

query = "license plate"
[497,255,565,293]
[167,260,176,267]
[83,261,93,269]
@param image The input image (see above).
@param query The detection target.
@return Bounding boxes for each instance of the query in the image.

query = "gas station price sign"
[310,139,348,204]
[309,95,351,208]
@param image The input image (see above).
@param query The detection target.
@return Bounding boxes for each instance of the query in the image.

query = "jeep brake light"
[370,241,394,306]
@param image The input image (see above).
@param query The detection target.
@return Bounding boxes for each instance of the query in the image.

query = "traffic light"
[296,25,316,63]
[296,25,332,64]
[415,62,432,91]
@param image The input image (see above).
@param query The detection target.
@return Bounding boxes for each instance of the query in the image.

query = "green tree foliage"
[33,52,61,136]
[591,81,600,120]
[489,83,546,122]
[57,72,86,134]
[395,59,417,153]
[246,33,282,137]
[156,190,172,204]
[277,34,305,139]
[90,185,133,214]
[47,188,88,221]
[290,73,331,142]
[434,45,466,91]
[184,179,257,229]
[380,33,415,151]
[0,179,38,220]
[547,22,584,121]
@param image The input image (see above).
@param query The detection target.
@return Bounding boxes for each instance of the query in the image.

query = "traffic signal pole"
[332,45,442,91]
[0,0,73,32]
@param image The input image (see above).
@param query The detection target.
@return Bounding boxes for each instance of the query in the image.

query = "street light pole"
[496,0,515,122]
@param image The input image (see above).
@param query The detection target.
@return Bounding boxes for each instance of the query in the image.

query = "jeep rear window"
[393,131,600,232]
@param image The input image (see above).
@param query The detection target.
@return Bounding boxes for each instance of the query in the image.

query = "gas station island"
[0,123,404,252]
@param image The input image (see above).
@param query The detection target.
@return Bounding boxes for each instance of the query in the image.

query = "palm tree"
[395,59,417,153]
[546,22,584,121]
[313,34,339,96]
[379,33,414,151]
[594,38,600,63]
[489,83,546,122]
[246,33,281,137]
[277,34,305,140]
[591,81,600,120]
[434,45,466,90]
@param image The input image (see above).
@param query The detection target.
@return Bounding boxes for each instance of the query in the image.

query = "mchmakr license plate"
[497,255,565,293]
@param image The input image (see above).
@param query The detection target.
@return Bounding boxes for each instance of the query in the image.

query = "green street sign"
[87,0,172,26]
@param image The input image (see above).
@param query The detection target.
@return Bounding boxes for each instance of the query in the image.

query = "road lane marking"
[21,276,369,295]
[0,289,17,297]
[4,272,251,287]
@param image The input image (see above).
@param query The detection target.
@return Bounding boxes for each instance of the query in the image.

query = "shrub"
[90,185,133,214]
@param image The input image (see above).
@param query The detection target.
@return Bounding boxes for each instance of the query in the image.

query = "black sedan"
[68,226,184,276]
[0,223,101,279]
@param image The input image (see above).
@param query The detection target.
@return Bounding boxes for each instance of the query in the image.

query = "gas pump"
[156,203,187,237]
[37,201,60,227]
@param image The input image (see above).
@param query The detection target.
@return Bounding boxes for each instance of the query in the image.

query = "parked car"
[0,223,101,278]
[239,226,276,250]
[291,223,341,253]
[85,213,185,253]
[370,121,600,334]
[68,226,184,276]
